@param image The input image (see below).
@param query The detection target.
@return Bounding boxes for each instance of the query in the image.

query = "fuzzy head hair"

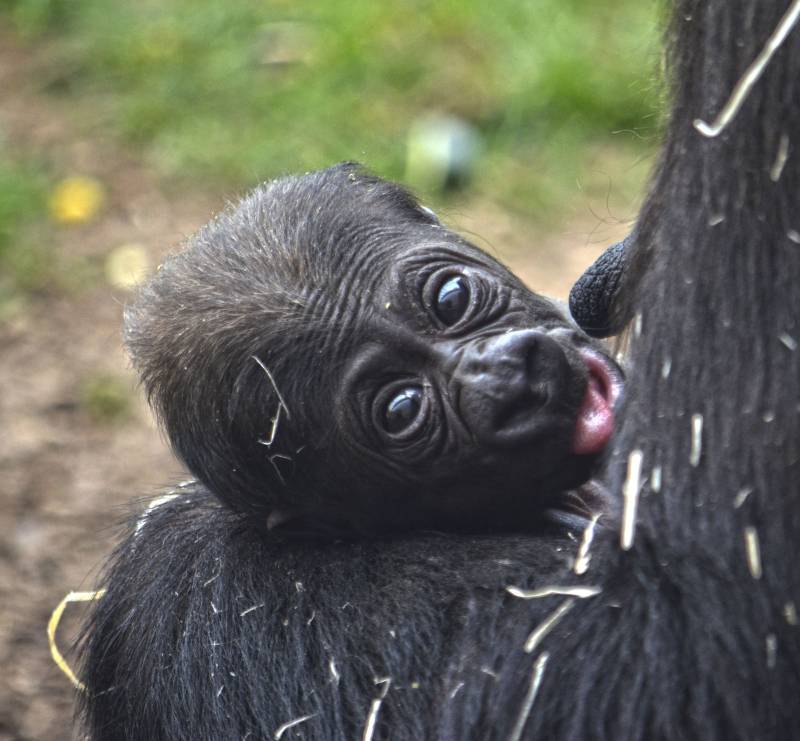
[125,163,439,523]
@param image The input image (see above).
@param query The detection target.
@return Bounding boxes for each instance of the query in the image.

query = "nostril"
[455,329,564,444]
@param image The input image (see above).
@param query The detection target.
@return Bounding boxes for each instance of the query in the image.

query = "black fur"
[435,0,800,737]
[79,0,800,738]
[79,164,620,738]
[81,484,580,739]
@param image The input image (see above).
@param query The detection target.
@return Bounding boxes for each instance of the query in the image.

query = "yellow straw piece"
[47,589,107,691]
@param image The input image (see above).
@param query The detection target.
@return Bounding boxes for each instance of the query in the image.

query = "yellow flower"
[49,176,105,225]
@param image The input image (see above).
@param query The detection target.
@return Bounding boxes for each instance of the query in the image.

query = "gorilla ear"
[569,237,630,338]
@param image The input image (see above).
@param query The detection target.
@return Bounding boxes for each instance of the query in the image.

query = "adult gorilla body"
[437,0,800,738]
[79,0,800,738]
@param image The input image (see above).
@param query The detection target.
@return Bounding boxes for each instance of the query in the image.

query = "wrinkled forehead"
[391,238,520,283]
[304,233,513,350]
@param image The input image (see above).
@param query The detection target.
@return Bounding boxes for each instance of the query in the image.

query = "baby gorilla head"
[125,163,622,535]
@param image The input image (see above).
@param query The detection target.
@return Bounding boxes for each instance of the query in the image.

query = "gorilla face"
[329,238,622,531]
[125,163,622,535]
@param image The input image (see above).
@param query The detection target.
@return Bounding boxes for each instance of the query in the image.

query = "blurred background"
[0,1,661,737]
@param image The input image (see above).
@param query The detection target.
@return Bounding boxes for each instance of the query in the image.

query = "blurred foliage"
[3,0,662,213]
[0,155,103,312]
[0,152,52,306]
[49,176,105,225]
[79,374,133,424]
[104,243,150,290]
[0,0,662,310]
[0,155,44,253]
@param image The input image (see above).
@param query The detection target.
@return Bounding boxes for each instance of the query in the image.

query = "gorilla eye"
[435,276,470,325]
[384,387,423,434]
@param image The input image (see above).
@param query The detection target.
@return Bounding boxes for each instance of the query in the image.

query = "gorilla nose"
[454,329,571,446]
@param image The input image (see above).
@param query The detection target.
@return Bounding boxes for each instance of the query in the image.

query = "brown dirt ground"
[0,30,632,741]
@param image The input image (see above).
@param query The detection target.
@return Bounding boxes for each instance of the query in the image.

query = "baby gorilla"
[79,163,623,740]
[126,162,622,537]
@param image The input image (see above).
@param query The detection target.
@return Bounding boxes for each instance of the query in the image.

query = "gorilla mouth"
[571,349,621,456]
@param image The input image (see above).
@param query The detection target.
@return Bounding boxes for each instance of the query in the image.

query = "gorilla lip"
[571,349,620,456]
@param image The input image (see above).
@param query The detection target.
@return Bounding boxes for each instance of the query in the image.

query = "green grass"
[0,1,662,308]
[79,374,134,424]
[0,152,52,307]
[4,0,663,214]
[0,153,103,311]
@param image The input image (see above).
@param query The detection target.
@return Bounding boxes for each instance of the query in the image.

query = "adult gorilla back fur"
[437,0,800,737]
[79,0,800,738]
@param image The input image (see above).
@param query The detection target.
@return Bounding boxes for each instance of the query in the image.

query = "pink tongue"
[571,376,614,455]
